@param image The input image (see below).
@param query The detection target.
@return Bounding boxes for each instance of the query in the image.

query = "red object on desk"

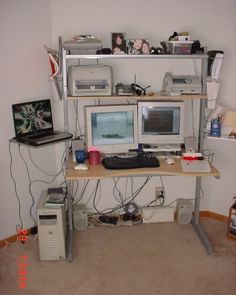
[182,156,199,160]
[89,150,101,165]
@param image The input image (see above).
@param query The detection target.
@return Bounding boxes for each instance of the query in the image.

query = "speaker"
[184,136,197,153]
[176,199,193,224]
[73,204,88,230]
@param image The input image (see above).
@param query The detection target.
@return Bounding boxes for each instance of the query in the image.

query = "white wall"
[201,138,236,215]
[1,0,236,240]
[0,0,61,240]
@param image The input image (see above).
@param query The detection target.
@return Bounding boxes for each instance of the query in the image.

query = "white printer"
[68,65,113,96]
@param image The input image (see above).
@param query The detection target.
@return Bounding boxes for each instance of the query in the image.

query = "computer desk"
[65,155,220,262]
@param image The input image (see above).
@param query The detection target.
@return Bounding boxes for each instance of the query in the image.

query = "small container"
[89,150,100,165]
[168,41,193,55]
[210,118,221,137]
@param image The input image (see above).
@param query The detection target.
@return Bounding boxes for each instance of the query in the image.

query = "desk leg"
[66,180,73,262]
[192,176,213,255]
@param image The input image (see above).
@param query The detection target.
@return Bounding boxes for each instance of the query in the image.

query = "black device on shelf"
[102,154,160,170]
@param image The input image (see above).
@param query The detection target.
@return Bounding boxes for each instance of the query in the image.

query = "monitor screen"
[85,104,138,154]
[138,100,185,145]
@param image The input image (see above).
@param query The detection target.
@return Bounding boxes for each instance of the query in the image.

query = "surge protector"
[142,206,175,223]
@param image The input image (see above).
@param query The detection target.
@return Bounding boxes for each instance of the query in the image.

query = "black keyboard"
[102,154,160,170]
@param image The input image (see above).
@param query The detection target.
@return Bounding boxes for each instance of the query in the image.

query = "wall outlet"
[155,186,164,198]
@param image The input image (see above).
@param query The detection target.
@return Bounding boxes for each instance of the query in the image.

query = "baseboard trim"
[0,211,228,248]
[200,211,228,223]
[0,233,18,248]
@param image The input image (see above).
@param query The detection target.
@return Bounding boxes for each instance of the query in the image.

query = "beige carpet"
[0,218,236,295]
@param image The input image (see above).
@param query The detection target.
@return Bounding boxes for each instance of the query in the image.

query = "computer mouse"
[74,163,88,170]
[166,158,175,165]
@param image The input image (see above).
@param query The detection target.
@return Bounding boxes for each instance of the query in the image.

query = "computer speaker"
[73,204,88,231]
[176,199,193,224]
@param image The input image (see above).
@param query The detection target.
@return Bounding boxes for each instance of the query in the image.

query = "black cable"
[112,178,124,203]
[94,176,152,215]
[9,141,23,230]
[74,179,90,205]
[92,180,103,215]
[60,149,67,191]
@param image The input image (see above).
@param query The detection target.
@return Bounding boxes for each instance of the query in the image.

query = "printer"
[68,65,113,96]
[162,72,202,95]
[63,38,102,55]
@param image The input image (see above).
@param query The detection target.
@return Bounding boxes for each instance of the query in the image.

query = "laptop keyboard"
[27,131,55,139]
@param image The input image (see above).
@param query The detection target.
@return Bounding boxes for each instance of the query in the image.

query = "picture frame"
[127,39,150,55]
[111,32,127,55]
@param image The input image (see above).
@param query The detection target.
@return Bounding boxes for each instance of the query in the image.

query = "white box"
[142,206,175,223]
[36,191,66,261]
[168,41,193,54]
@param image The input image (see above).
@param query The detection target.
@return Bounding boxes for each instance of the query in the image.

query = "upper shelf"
[63,53,208,60]
[66,93,207,100]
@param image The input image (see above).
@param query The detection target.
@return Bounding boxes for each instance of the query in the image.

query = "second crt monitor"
[138,100,185,145]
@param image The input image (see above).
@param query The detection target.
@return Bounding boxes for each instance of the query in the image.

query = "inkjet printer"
[68,65,113,96]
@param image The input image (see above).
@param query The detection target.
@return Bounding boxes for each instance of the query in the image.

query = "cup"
[89,150,100,165]
[75,150,86,164]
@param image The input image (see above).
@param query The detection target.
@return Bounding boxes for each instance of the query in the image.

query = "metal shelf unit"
[61,48,212,261]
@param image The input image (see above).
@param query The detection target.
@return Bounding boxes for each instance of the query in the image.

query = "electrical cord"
[73,179,90,205]
[112,178,125,205]
[73,100,84,140]
[18,145,37,225]
[8,141,23,230]
[28,146,63,177]
[92,176,152,216]
[159,185,204,208]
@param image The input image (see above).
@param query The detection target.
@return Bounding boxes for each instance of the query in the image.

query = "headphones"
[131,83,151,96]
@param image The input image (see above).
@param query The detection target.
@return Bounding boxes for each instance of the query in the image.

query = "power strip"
[142,206,175,223]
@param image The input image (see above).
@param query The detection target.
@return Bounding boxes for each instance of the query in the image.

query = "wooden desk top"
[66,155,220,180]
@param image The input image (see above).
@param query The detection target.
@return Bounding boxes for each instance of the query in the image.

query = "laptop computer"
[12,99,72,146]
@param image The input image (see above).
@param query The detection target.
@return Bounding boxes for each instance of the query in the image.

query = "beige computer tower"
[36,191,66,261]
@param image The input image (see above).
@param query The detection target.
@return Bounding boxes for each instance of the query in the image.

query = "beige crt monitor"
[36,191,66,261]
[85,104,138,154]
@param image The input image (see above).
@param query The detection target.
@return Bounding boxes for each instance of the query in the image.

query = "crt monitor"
[138,100,185,145]
[85,104,138,154]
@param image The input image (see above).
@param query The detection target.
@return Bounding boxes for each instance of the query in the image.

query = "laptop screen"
[12,99,54,138]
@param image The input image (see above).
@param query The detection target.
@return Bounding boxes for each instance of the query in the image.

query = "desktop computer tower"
[36,191,66,261]
[176,198,193,224]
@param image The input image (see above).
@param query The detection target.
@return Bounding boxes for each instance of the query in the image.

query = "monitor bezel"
[85,104,138,154]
